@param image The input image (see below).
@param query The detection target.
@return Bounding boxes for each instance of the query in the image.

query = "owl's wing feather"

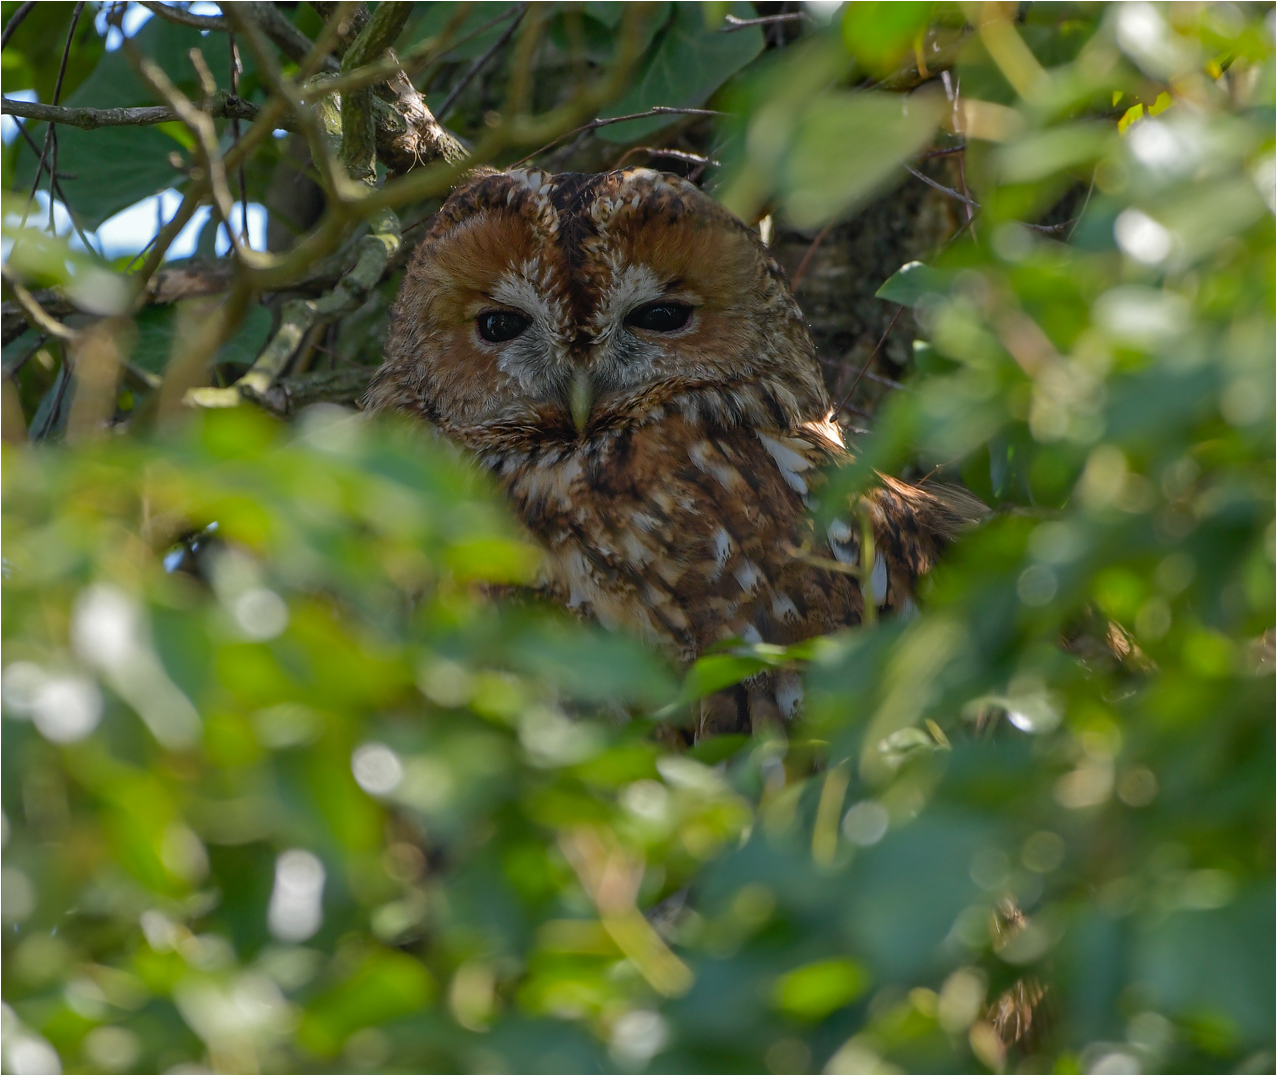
[857,477,988,614]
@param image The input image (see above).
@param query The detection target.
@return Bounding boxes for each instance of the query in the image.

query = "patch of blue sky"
[94,2,154,51]
[1,90,37,146]
[94,2,226,50]
[6,190,267,262]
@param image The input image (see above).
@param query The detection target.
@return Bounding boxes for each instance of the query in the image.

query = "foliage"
[2,3,1274,1075]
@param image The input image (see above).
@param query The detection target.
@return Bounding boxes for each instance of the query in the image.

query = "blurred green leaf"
[841,1,932,75]
[298,948,437,1056]
[781,90,944,228]
[771,957,870,1021]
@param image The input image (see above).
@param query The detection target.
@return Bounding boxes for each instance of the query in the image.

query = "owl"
[370,167,982,736]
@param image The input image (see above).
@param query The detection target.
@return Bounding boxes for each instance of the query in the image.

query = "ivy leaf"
[14,125,183,231]
[548,4,669,67]
[596,3,760,144]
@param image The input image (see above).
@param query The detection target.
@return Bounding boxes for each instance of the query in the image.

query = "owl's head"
[372,168,829,452]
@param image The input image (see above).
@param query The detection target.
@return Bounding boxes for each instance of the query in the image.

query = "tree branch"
[513,107,725,167]
[243,1,339,73]
[139,2,228,32]
[188,207,402,412]
[338,2,413,186]
[341,0,410,70]
[307,1,368,56]
[2,92,266,130]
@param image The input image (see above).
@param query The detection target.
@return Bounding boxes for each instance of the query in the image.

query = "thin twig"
[229,32,249,249]
[225,7,347,199]
[501,3,543,118]
[790,221,834,291]
[1,0,35,49]
[835,306,905,415]
[919,143,967,160]
[139,2,228,31]
[721,12,811,32]
[27,3,83,234]
[864,370,907,391]
[11,116,102,255]
[1025,218,1079,235]
[513,107,724,166]
[614,146,716,168]
[289,2,485,100]
[1067,173,1096,241]
[438,4,526,121]
[211,3,650,293]
[1,268,79,342]
[129,47,249,263]
[364,4,652,216]
[50,10,80,110]
[906,164,979,208]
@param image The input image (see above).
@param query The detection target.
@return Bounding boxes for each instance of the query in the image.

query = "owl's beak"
[568,366,594,435]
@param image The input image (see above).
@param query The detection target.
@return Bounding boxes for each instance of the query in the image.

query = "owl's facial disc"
[377,167,831,444]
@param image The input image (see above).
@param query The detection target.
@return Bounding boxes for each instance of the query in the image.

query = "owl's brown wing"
[694,432,987,737]
[861,475,989,612]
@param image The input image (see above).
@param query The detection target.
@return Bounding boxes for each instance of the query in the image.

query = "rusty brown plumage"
[371,167,984,734]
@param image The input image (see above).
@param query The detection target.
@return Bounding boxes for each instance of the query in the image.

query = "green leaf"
[61,18,251,112]
[772,958,871,1021]
[206,300,270,368]
[14,125,181,231]
[548,6,658,66]
[994,122,1115,184]
[596,3,758,143]
[686,733,750,765]
[679,652,769,703]
[875,260,954,307]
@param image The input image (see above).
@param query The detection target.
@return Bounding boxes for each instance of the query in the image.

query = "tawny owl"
[370,167,982,735]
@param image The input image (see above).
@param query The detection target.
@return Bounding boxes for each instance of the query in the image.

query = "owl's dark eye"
[625,302,692,332]
[477,309,531,342]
